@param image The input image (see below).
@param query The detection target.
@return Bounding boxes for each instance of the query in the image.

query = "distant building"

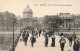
[59,13,74,28]
[42,13,80,32]
[23,5,33,18]
[78,15,80,27]
[19,5,34,27]
[19,5,39,28]
[73,14,79,28]
[59,13,80,32]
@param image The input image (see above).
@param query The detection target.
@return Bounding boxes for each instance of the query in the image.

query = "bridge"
[15,32,74,51]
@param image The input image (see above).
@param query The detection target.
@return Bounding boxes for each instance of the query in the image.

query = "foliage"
[0,34,18,50]
[43,15,62,30]
[0,11,17,30]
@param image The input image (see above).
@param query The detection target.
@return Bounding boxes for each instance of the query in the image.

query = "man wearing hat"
[59,36,66,51]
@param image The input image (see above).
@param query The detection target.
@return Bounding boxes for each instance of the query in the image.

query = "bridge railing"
[8,29,23,51]
[8,34,21,51]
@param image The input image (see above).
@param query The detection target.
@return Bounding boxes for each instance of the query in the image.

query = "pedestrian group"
[20,27,79,51]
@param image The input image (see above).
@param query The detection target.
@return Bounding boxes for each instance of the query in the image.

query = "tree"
[0,11,17,31]
[5,11,17,30]
[43,15,62,31]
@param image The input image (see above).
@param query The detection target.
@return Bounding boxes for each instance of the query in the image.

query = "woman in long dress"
[73,38,79,51]
[51,34,55,47]
[45,35,49,47]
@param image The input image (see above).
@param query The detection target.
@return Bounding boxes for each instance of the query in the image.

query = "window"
[62,17,64,18]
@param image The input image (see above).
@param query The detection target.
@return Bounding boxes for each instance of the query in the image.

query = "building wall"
[59,13,74,28]
[23,12,33,18]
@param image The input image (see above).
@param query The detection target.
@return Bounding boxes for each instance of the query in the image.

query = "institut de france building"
[20,5,80,32]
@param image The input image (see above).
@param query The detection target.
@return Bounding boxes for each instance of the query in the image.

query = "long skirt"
[51,39,55,47]
[45,40,48,47]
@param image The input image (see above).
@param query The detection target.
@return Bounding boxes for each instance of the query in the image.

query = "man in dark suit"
[30,35,36,47]
[68,35,73,46]
[59,36,66,51]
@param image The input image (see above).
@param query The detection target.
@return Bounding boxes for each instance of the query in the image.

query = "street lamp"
[49,21,51,30]
[3,17,6,31]
[12,19,16,51]
[20,22,22,35]
[68,23,71,32]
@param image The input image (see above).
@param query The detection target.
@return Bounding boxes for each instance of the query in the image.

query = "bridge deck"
[15,32,74,51]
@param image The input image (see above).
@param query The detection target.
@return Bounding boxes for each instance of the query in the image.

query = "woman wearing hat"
[51,34,55,47]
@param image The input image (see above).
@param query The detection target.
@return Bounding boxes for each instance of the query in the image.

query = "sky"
[0,0,80,17]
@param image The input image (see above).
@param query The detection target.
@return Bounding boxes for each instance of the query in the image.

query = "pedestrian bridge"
[15,33,74,51]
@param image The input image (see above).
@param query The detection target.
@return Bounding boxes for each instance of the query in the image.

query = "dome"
[23,5,33,13]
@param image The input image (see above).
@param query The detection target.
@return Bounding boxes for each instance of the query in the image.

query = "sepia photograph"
[0,0,80,51]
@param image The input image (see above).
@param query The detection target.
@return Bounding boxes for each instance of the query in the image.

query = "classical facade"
[59,13,74,28]
[20,5,39,28]
[20,5,34,27]
[58,13,80,32]
[42,13,80,32]
[59,13,80,28]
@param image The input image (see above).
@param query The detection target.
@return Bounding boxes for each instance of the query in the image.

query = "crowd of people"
[20,27,42,47]
[20,27,80,51]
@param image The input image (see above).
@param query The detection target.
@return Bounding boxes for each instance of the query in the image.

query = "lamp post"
[20,22,22,35]
[68,22,71,32]
[12,19,16,51]
[49,21,51,29]
[3,17,6,31]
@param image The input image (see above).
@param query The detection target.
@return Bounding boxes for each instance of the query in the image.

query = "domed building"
[23,5,33,18]
[20,5,38,28]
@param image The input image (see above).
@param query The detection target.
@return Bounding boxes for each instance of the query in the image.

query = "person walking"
[43,29,46,33]
[68,35,73,46]
[73,38,79,51]
[22,31,26,42]
[24,33,29,46]
[45,35,49,47]
[59,36,66,51]
[30,35,36,47]
[32,29,34,36]
[39,29,41,37]
[73,32,76,40]
[51,34,55,47]
[35,28,38,38]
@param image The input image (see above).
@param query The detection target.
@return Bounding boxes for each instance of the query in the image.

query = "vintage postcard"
[0,0,80,51]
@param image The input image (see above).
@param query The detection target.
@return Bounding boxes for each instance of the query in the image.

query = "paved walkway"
[15,32,74,51]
